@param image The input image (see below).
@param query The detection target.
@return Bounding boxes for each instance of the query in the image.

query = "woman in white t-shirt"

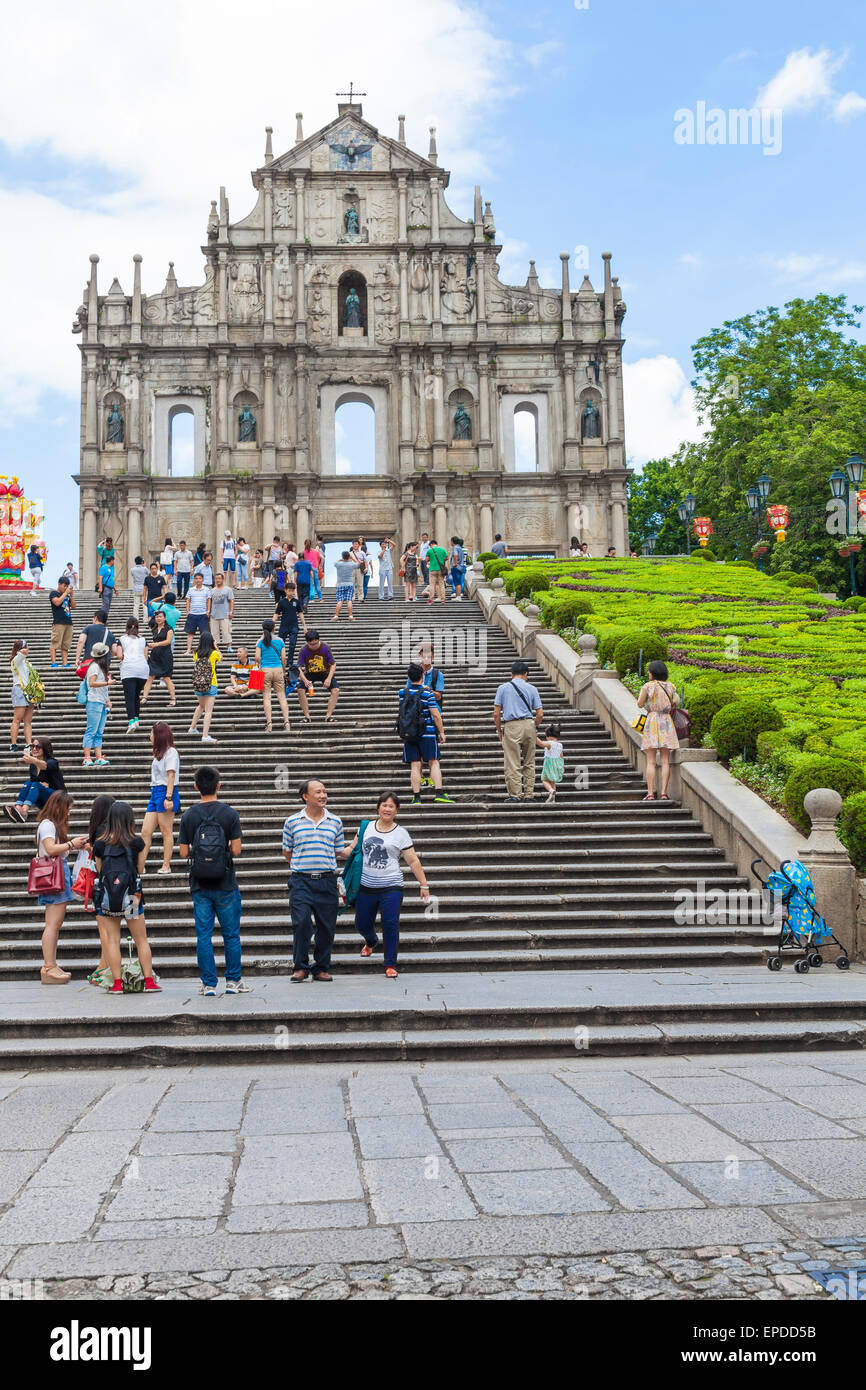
[10,638,35,753]
[112,618,150,733]
[236,537,251,589]
[160,538,176,576]
[344,791,430,978]
[35,791,87,984]
[140,721,180,875]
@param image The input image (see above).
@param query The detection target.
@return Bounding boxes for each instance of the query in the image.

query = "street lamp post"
[829,455,865,596]
[676,494,696,555]
[746,475,771,570]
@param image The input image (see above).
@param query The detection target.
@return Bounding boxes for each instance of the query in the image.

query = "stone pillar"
[262,503,275,551]
[294,176,305,241]
[433,488,448,544]
[126,356,143,475]
[602,251,615,339]
[216,505,230,539]
[475,249,486,328]
[430,177,440,239]
[522,603,543,660]
[262,354,276,472]
[477,356,491,441]
[611,497,626,554]
[800,789,859,959]
[569,501,584,542]
[399,251,409,326]
[295,349,308,465]
[127,506,142,569]
[263,249,274,337]
[295,251,306,342]
[217,355,230,470]
[605,353,620,439]
[401,502,415,550]
[82,506,98,588]
[131,254,142,344]
[296,502,310,546]
[479,502,494,553]
[398,176,408,241]
[563,351,577,438]
[86,254,99,345]
[432,357,445,443]
[431,251,441,325]
[400,361,413,442]
[263,175,273,241]
[217,252,228,334]
[560,252,573,341]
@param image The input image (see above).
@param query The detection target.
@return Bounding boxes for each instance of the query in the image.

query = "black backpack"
[97,844,139,915]
[396,687,428,742]
[190,810,229,881]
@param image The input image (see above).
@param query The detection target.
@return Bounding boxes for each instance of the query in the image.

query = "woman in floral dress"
[636,659,679,800]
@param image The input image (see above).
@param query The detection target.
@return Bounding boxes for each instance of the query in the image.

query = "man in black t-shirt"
[273,582,307,668]
[49,577,75,666]
[76,609,115,667]
[143,563,167,615]
[178,766,245,997]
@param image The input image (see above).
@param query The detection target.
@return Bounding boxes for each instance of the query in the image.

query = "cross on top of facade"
[336,83,366,104]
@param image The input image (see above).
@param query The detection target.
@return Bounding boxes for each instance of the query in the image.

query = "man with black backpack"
[397,663,452,804]
[178,766,246,996]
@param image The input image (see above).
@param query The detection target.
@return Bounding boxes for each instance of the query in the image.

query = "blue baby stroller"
[752,857,850,975]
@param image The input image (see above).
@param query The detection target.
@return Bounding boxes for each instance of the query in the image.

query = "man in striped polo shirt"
[282,778,350,981]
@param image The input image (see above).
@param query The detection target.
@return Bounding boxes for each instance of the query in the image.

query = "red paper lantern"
[766,504,789,543]
[693,516,714,548]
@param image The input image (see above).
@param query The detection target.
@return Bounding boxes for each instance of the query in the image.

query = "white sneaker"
[202,735,217,743]
[198,983,218,997]
[225,979,250,994]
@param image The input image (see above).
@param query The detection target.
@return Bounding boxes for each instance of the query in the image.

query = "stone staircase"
[0,586,862,1067]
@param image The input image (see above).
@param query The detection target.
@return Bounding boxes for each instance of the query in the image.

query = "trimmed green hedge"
[538,591,594,631]
[839,791,866,872]
[613,632,668,677]
[782,573,820,591]
[484,559,514,582]
[690,687,738,742]
[504,570,550,600]
[783,756,866,828]
[477,551,497,564]
[709,699,783,760]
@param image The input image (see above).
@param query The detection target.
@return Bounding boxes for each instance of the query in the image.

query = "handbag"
[248,668,265,692]
[27,853,66,896]
[631,711,647,733]
[673,708,692,738]
[23,664,45,707]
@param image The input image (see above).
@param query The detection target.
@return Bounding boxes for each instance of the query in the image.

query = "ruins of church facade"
[73,103,628,583]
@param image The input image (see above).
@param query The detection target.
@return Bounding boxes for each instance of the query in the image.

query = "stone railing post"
[800,788,858,959]
[573,633,618,711]
[487,576,510,621]
[522,602,543,660]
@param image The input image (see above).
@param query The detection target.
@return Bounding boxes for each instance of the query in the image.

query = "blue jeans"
[356,885,403,969]
[450,566,465,595]
[289,872,338,974]
[101,585,115,614]
[18,780,50,809]
[176,572,190,599]
[363,570,370,599]
[309,569,322,600]
[379,569,393,599]
[83,701,108,751]
[193,887,243,987]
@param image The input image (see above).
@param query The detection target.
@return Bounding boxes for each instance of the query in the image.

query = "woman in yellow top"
[636,659,680,801]
[188,631,221,744]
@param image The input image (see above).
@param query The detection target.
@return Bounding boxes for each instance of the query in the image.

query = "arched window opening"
[335,398,375,475]
[514,403,538,473]
[169,407,195,477]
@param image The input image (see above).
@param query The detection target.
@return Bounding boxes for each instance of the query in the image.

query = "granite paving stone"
[138,1131,239,1155]
[103,1185,229,1222]
[416,1078,507,1106]
[670,1161,815,1207]
[444,1137,570,1173]
[436,1127,545,1141]
[150,1101,245,1132]
[693,1102,850,1142]
[353,1116,442,1159]
[610,1115,759,1163]
[73,1082,171,1132]
[753,1140,866,1199]
[234,1133,363,1206]
[0,1149,49,1203]
[363,1156,477,1223]
[506,1077,622,1142]
[426,1103,535,1131]
[559,1076,687,1115]
[465,1168,610,1217]
[348,1076,424,1116]
[94,1218,220,1241]
[241,1089,347,1135]
[727,1065,846,1088]
[0,1188,105,1243]
[165,1078,253,1103]
[26,1131,140,1190]
[651,1077,777,1105]
[566,1142,705,1210]
[225,1203,369,1233]
[131,1154,234,1190]
[780,1084,866,1118]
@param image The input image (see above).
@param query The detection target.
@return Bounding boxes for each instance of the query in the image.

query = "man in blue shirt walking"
[97,555,116,615]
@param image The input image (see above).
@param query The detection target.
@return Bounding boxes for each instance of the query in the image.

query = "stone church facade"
[73,103,628,586]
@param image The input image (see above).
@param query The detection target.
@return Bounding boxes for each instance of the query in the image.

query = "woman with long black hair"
[254,618,290,733]
[35,790,87,983]
[93,800,160,994]
[344,790,430,979]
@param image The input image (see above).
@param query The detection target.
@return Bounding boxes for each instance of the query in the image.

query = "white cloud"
[525,40,561,69]
[756,47,866,122]
[0,0,513,420]
[623,355,702,466]
[764,251,866,287]
[835,91,866,121]
[678,252,702,268]
[725,48,757,64]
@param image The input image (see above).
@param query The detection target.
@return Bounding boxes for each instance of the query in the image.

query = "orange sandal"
[360,944,375,957]
[385,968,398,978]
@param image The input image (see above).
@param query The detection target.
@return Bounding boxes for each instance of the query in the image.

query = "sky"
[1,0,864,570]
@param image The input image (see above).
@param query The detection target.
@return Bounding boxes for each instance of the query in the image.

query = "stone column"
[432,356,445,443]
[296,501,310,545]
[399,251,409,326]
[560,252,573,341]
[83,360,99,474]
[126,356,143,474]
[430,177,440,239]
[217,252,228,335]
[217,355,230,470]
[477,356,491,441]
[295,251,306,342]
[82,505,98,588]
[401,501,415,550]
[127,506,142,569]
[800,789,859,958]
[295,349,308,467]
[86,255,99,345]
[294,176,305,241]
[262,502,275,550]
[263,175,273,241]
[262,354,276,472]
[605,353,620,439]
[611,497,626,554]
[431,251,441,325]
[131,254,142,345]
[216,505,230,539]
[475,249,486,328]
[479,502,494,553]
[569,501,584,542]
[400,360,413,441]
[398,176,408,241]
[263,249,274,338]
[433,488,448,544]
[563,351,577,438]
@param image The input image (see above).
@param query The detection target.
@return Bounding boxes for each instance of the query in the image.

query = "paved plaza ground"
[2,1050,866,1299]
